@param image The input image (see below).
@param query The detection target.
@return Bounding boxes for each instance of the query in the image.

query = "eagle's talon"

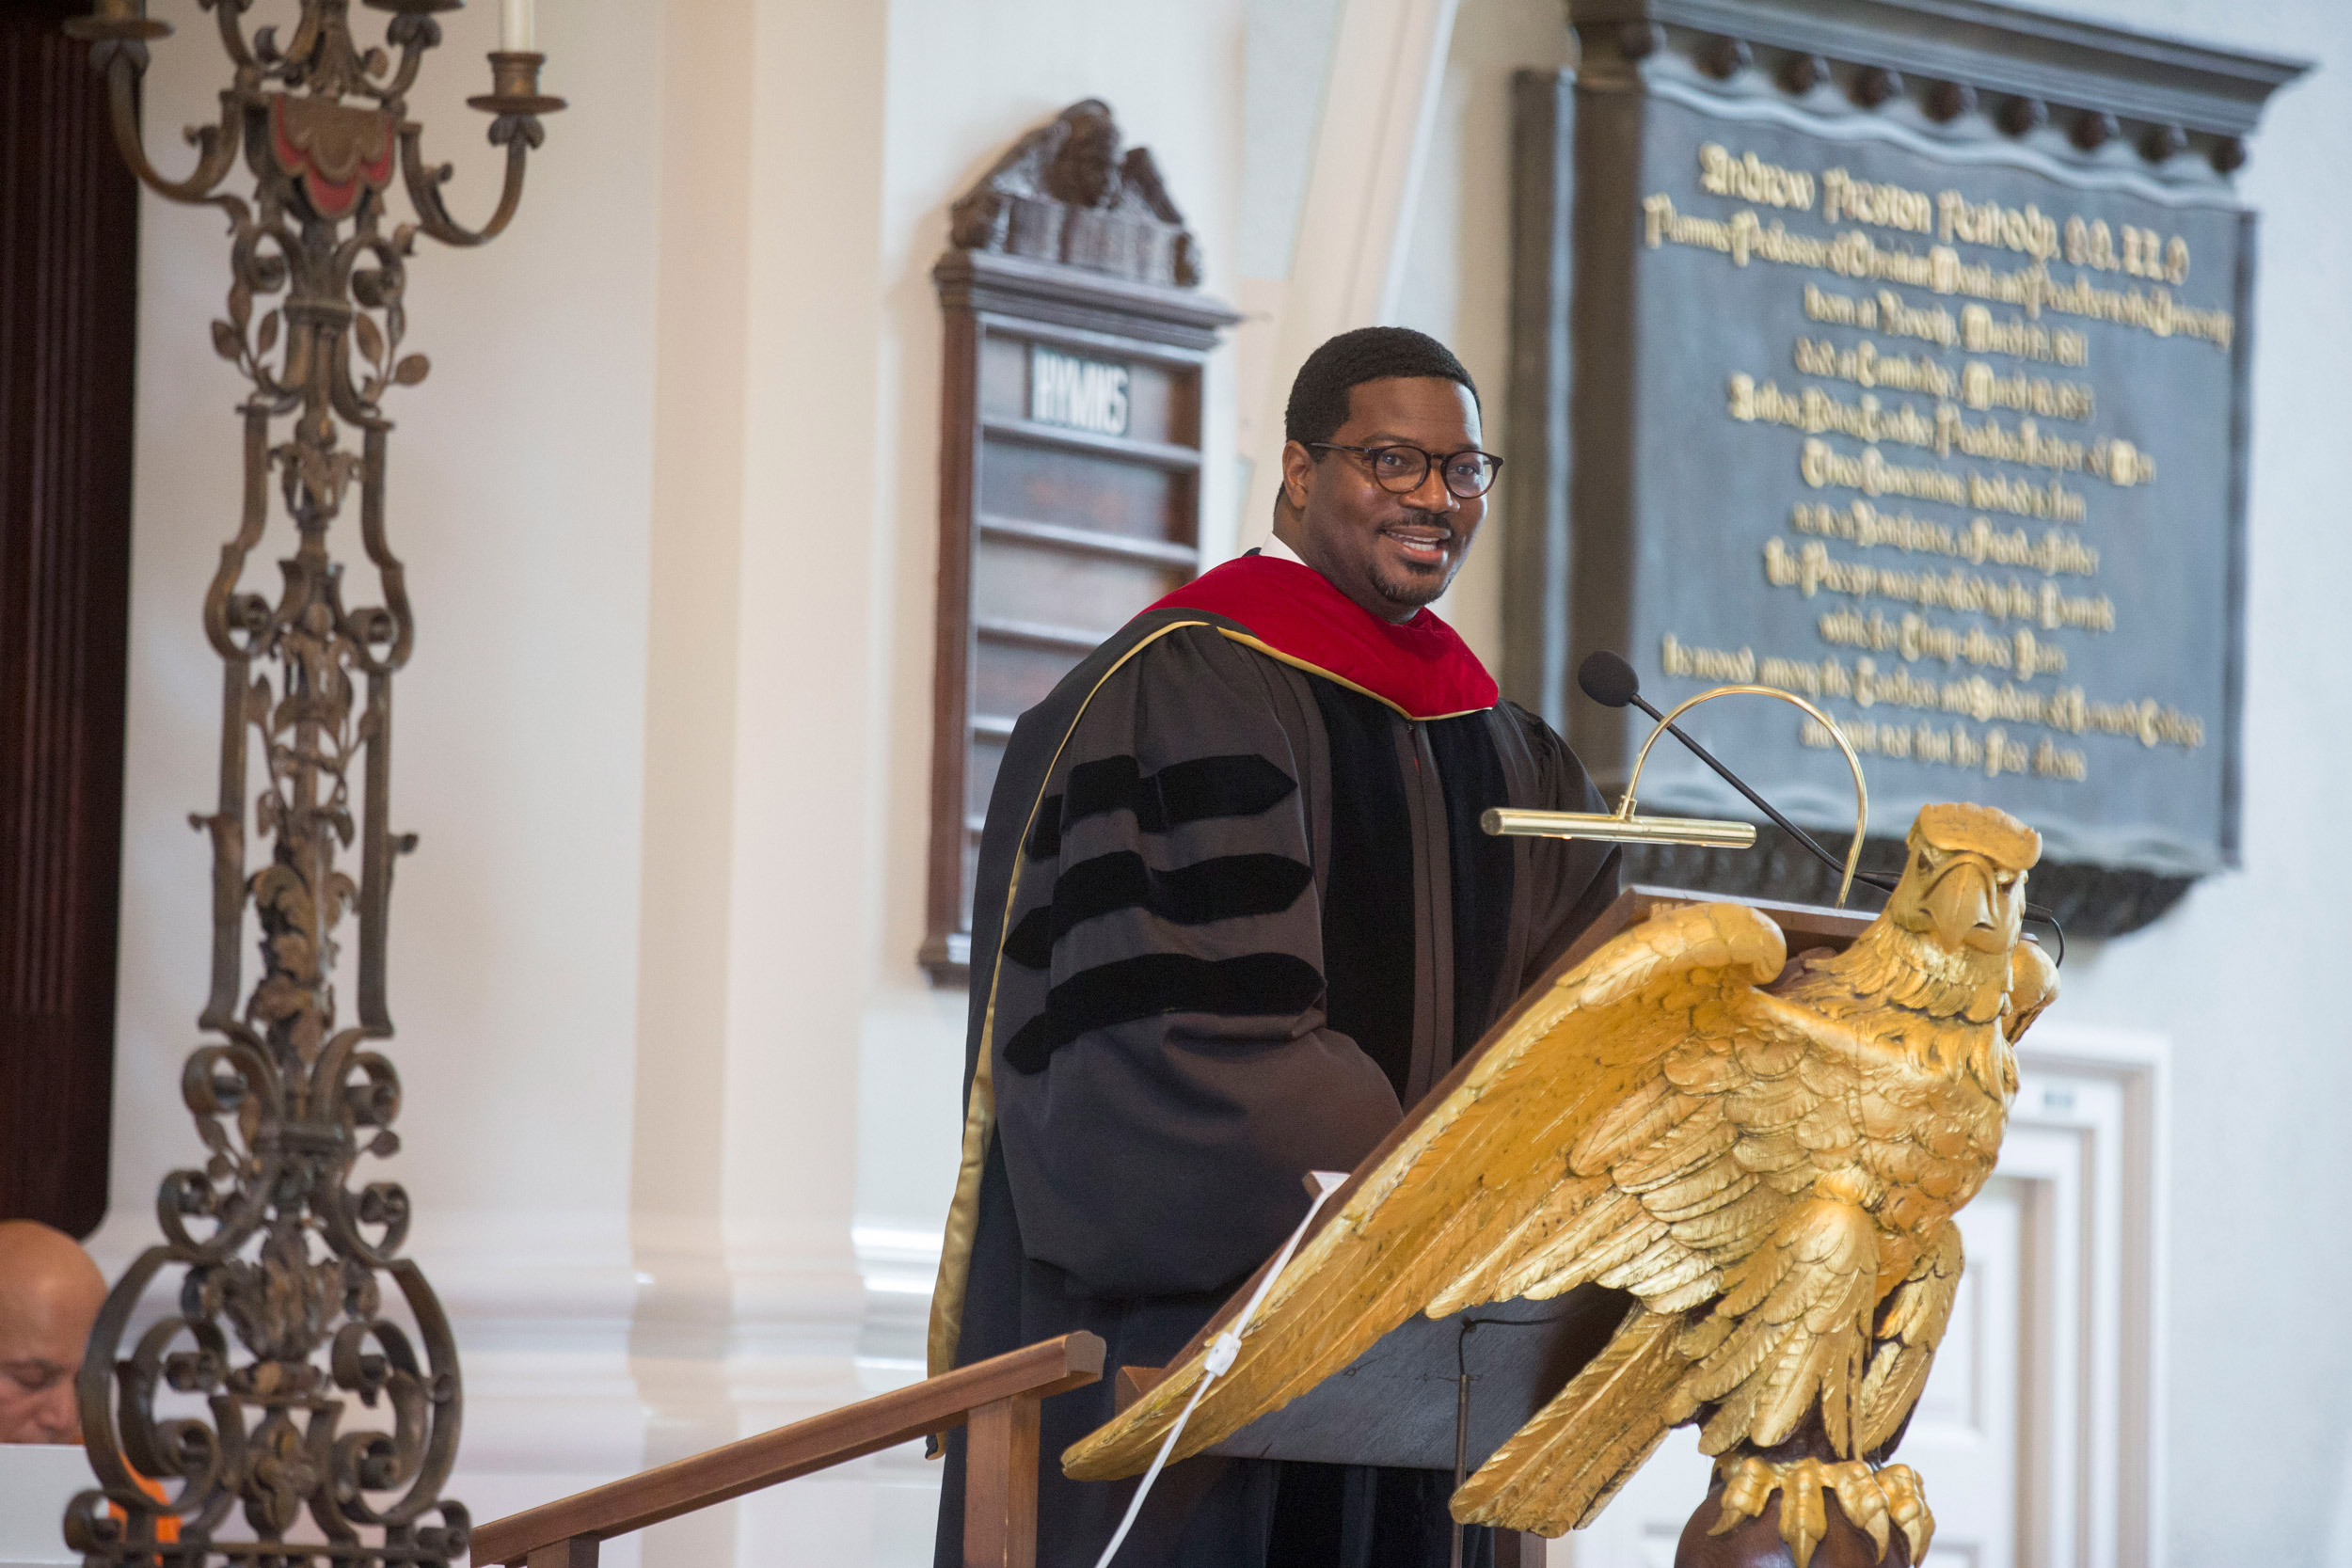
[1708,1455,1933,1567]
[1709,1456,1773,1535]
[1877,1464,1934,1561]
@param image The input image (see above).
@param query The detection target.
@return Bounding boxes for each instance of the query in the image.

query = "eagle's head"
[1789,803,2052,1092]
[1884,802,2041,959]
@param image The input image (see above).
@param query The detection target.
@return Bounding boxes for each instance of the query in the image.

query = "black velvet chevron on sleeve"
[1003,751,1318,1071]
[1000,851,1315,971]
[1002,952,1326,1072]
[1025,752,1297,860]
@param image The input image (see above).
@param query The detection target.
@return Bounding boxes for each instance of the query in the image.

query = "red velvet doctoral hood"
[1147,553,1499,721]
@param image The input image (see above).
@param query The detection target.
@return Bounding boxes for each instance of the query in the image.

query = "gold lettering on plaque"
[1804,283,1878,329]
[1820,168,1932,233]
[1729,375,1939,451]
[1659,632,1758,683]
[1959,360,2095,420]
[1936,190,2061,260]
[1794,336,1957,399]
[1789,501,2098,578]
[1814,604,2069,675]
[1764,536,2115,630]
[1698,143,1816,210]
[1798,438,1969,505]
[2087,438,2157,485]
[1641,193,2234,349]
[1960,305,2090,366]
[1642,134,2223,789]
[1873,289,1958,349]
[2064,214,2191,284]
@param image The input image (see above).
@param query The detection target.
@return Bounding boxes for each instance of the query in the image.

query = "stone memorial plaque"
[1506,1,2306,925]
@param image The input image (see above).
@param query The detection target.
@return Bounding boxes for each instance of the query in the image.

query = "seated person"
[0,1220,178,1541]
[0,1220,105,1446]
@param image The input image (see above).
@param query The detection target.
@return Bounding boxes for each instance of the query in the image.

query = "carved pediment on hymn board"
[922,101,1236,985]
[949,99,1202,289]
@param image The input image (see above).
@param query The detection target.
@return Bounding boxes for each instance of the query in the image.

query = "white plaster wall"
[1395,2,2352,1561]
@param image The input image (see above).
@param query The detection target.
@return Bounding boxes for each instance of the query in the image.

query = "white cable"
[1089,1170,1350,1568]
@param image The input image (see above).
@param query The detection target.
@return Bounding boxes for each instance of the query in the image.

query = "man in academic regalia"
[930,328,1619,1567]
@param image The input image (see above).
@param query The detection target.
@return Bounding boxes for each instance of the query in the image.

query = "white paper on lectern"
[0,1444,92,1568]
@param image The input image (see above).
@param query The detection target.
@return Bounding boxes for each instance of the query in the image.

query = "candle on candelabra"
[501,0,534,52]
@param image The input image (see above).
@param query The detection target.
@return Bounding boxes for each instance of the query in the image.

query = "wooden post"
[1492,1530,1545,1567]
[525,1538,598,1568]
[962,1392,1042,1568]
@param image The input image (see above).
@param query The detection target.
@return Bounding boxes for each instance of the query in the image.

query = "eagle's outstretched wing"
[1063,900,1878,1493]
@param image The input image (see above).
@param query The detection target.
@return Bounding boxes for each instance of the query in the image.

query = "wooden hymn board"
[922,100,1238,984]
[1504,0,2305,932]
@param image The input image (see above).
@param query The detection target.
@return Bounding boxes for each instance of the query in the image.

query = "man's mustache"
[1382,510,1457,536]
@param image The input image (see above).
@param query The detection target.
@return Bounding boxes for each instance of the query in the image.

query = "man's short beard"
[1372,560,1452,609]
[1371,511,1456,608]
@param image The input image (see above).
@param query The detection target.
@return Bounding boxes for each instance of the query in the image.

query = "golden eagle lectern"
[1064,802,2057,1564]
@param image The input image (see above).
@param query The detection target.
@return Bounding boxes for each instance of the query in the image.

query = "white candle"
[500,0,533,52]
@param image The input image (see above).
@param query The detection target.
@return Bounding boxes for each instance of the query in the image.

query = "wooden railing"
[469,1332,1104,1568]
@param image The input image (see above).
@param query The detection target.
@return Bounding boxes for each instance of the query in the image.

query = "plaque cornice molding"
[1570,0,2312,136]
[932,247,1241,353]
[1633,71,2252,210]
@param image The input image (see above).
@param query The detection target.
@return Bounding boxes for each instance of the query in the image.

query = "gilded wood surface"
[1064,803,2056,1565]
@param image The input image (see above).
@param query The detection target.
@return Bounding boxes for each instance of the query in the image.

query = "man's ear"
[1279,439,1316,513]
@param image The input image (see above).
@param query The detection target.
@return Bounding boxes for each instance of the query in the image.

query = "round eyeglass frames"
[1307,442,1503,499]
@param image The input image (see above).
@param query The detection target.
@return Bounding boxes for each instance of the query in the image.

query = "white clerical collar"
[1259,532,1308,567]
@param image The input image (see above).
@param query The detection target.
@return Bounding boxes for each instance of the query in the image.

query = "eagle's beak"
[1923,861,2003,952]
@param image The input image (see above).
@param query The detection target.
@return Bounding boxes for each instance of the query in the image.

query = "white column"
[1237,0,1463,539]
[629,0,885,1560]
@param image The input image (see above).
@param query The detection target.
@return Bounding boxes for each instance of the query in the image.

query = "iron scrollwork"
[56,2,560,1562]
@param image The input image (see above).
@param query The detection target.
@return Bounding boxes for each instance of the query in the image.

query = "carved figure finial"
[950,99,1201,288]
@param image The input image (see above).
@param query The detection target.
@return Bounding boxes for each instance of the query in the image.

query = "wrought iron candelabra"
[56,2,559,1561]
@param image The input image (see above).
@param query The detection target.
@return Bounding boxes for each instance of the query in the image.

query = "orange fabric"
[105,1469,180,1544]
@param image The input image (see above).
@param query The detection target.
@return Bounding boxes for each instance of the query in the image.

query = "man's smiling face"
[1278,376,1486,623]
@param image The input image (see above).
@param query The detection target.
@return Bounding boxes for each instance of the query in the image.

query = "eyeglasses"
[1308,442,1503,499]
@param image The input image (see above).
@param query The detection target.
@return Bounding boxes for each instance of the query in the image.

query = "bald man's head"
[0,1221,106,1444]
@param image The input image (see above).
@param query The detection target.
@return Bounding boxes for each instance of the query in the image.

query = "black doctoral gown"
[930,562,1618,1568]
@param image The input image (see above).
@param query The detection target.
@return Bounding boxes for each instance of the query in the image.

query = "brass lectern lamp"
[1074,677,2061,1568]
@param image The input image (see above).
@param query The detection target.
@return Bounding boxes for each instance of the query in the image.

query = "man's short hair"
[1283,326,1480,448]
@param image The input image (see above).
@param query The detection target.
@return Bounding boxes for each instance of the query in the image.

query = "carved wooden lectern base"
[1672,1418,1916,1568]
[1676,1484,1913,1568]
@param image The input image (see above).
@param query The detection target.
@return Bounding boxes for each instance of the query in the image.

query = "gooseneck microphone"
[1576,653,1899,895]
[1576,649,2064,961]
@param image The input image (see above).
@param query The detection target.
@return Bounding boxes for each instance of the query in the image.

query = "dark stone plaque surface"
[1507,2,2307,914]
